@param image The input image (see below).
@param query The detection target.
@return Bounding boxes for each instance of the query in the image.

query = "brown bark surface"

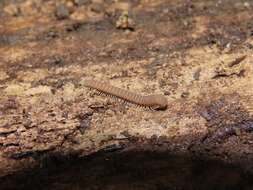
[0,0,253,177]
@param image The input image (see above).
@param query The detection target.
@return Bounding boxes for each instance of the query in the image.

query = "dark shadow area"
[0,151,253,190]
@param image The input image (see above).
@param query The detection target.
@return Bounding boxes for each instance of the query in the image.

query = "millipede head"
[148,94,168,110]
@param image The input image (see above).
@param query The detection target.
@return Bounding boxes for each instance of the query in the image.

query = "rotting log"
[0,0,253,177]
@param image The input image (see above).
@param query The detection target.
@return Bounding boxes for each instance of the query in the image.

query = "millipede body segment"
[83,79,168,110]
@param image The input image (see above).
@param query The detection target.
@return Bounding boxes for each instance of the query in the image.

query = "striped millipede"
[83,79,168,110]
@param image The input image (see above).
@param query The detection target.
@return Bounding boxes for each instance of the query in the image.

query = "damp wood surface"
[0,0,253,177]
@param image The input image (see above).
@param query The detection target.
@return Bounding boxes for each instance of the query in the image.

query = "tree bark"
[0,0,253,177]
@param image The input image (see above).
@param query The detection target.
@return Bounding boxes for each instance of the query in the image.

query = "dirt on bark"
[0,0,253,187]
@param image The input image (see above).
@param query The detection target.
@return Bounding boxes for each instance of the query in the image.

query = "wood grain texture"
[84,79,168,110]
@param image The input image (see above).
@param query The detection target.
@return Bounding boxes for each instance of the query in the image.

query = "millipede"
[83,79,168,110]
